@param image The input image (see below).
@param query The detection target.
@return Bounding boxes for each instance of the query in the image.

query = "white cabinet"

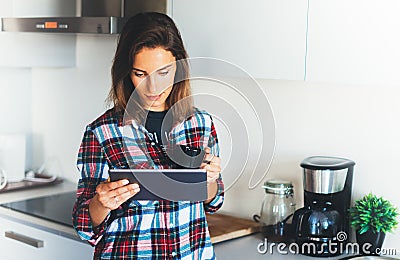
[306,0,400,85]
[0,216,93,260]
[172,0,308,80]
[0,0,76,68]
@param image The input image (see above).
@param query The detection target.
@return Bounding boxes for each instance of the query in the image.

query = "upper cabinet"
[306,0,400,85]
[0,0,76,68]
[172,0,308,80]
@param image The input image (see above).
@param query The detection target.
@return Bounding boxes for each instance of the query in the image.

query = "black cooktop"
[0,192,76,227]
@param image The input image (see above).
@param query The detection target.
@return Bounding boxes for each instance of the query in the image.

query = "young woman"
[72,12,224,259]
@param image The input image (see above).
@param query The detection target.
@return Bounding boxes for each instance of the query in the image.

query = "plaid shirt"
[72,108,224,259]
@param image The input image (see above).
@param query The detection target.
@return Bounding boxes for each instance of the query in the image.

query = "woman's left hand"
[200,147,221,203]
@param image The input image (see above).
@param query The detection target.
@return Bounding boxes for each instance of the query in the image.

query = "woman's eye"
[159,70,169,76]
[134,72,145,77]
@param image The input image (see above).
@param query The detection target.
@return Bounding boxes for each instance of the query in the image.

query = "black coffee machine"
[293,156,355,257]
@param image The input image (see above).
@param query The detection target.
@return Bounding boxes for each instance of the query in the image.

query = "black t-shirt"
[144,110,172,145]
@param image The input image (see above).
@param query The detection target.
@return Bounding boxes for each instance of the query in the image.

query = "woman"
[72,12,224,259]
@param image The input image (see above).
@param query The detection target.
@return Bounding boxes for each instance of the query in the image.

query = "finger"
[211,156,221,164]
[110,183,139,198]
[207,169,220,177]
[95,179,130,198]
[102,179,130,192]
[202,163,221,173]
[114,186,140,205]
[110,179,130,189]
[200,162,216,170]
[207,174,220,183]
[207,173,219,181]
[203,153,215,164]
[205,169,220,183]
[206,170,220,182]
[207,153,215,163]
[200,162,208,169]
[103,187,141,210]
[204,147,211,154]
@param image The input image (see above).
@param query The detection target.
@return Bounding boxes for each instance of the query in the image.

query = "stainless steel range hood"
[1,0,167,34]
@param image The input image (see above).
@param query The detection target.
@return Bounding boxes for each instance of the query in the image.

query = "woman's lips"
[145,93,162,101]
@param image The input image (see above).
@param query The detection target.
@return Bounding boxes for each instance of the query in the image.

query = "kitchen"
[0,0,400,259]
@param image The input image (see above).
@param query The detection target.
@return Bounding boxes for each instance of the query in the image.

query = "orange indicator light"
[45,22,58,29]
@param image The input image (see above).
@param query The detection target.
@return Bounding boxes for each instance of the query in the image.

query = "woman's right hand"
[89,179,140,227]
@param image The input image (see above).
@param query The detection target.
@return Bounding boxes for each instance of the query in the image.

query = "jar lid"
[262,180,293,195]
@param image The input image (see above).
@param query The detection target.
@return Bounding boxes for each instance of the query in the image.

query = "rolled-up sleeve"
[204,117,224,213]
[72,126,110,246]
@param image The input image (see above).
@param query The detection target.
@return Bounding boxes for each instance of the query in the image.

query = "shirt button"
[151,142,155,146]
[171,252,177,257]
[169,222,174,228]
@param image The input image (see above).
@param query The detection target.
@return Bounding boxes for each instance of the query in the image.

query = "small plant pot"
[356,230,386,255]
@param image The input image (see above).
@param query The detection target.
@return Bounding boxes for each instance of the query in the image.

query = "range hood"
[1,0,167,34]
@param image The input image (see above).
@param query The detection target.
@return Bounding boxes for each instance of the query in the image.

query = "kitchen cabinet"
[306,0,400,85]
[0,182,93,259]
[0,0,76,68]
[171,0,308,80]
[0,215,93,259]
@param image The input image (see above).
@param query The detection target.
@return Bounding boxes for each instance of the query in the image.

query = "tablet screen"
[109,169,207,202]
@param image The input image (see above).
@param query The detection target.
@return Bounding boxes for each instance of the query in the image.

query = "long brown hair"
[108,12,193,124]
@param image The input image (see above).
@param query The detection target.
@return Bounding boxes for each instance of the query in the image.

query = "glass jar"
[259,180,296,242]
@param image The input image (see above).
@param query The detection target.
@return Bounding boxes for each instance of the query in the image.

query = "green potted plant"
[349,193,399,255]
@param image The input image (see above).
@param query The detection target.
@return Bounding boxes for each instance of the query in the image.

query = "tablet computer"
[109,169,207,202]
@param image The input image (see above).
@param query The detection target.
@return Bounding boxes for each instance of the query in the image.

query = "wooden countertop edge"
[211,226,259,244]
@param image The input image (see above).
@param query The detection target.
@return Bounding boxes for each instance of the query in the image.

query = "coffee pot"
[292,156,355,257]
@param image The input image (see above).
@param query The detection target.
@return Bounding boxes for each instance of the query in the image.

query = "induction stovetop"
[0,192,76,227]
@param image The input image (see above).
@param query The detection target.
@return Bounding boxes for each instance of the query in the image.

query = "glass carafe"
[258,180,296,242]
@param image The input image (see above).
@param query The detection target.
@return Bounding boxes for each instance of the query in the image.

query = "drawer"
[0,216,93,259]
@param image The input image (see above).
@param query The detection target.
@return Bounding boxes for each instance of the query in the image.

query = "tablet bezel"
[108,168,208,202]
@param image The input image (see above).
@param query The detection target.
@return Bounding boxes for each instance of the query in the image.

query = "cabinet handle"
[5,231,44,248]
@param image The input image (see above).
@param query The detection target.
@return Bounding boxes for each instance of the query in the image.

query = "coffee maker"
[293,156,355,257]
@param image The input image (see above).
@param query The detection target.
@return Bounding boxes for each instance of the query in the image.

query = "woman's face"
[131,47,177,111]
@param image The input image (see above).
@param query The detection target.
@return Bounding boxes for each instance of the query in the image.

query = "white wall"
[0,68,32,167]
[0,0,76,67]
[31,35,117,178]
[222,79,400,249]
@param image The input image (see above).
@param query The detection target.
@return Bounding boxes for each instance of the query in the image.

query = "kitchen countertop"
[214,232,400,259]
[214,233,353,260]
[0,180,77,204]
[0,180,80,241]
[1,183,398,259]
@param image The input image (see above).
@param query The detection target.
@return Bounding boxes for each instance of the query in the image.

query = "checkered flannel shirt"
[72,107,224,259]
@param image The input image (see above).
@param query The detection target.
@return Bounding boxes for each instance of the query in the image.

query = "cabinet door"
[172,0,308,80]
[306,0,400,85]
[0,0,76,68]
[0,217,93,259]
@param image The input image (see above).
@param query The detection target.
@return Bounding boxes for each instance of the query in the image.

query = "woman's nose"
[146,75,157,93]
